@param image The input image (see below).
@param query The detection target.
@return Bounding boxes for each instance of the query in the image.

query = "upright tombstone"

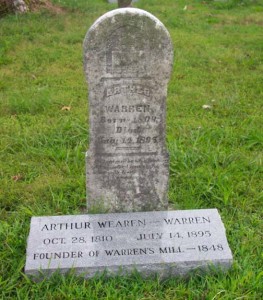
[84,8,173,213]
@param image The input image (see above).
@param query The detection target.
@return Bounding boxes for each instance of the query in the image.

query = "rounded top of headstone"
[83,8,173,83]
[86,8,169,36]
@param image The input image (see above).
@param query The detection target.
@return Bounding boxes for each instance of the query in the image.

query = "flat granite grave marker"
[84,8,173,213]
[25,209,233,279]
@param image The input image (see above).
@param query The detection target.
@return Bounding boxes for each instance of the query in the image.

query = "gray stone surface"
[117,0,133,8]
[25,209,233,279]
[108,0,138,4]
[13,0,28,13]
[83,8,173,212]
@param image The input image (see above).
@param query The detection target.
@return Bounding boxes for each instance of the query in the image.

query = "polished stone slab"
[25,209,233,279]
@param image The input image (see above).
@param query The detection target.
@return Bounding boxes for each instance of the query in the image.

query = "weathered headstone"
[84,8,173,213]
[25,209,233,279]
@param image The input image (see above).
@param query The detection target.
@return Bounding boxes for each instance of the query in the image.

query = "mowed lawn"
[0,0,262,299]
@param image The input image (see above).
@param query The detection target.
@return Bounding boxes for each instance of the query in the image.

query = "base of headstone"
[25,209,232,280]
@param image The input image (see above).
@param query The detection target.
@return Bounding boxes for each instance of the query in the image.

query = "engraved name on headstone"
[25,209,233,279]
[83,8,173,212]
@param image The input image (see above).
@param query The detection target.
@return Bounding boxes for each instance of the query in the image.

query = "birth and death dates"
[98,135,159,145]
[42,231,212,246]
[42,235,113,245]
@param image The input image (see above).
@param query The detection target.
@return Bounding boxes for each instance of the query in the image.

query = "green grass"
[0,0,263,298]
